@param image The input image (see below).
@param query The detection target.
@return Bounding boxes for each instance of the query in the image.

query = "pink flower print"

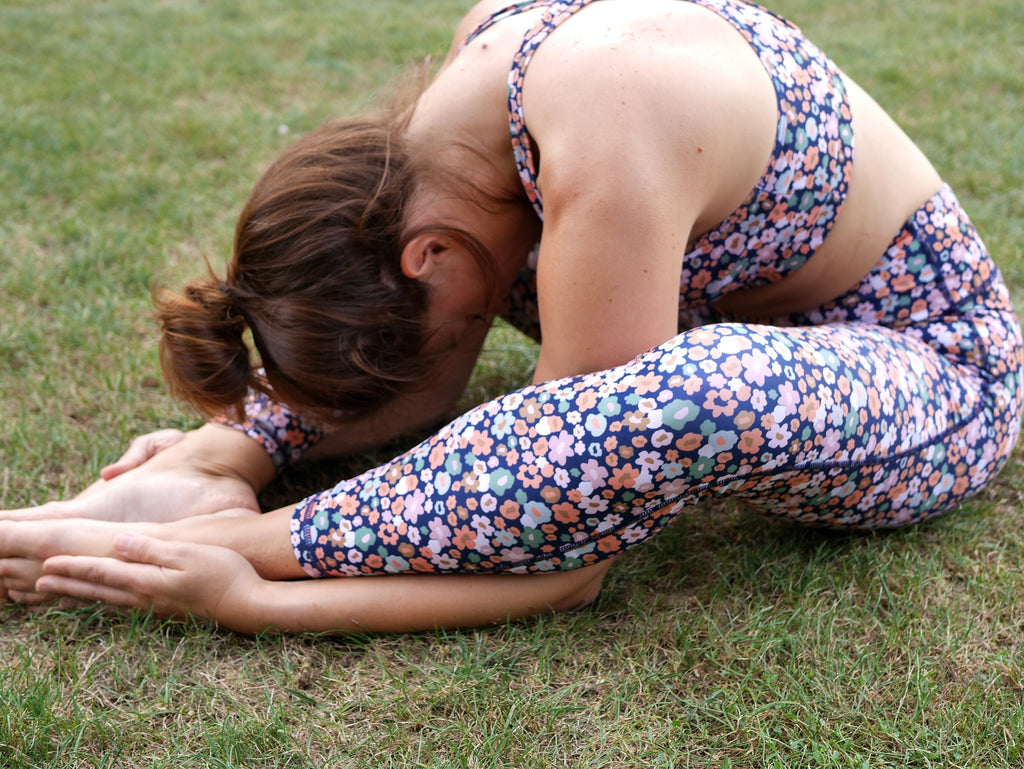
[660,477,689,498]
[471,514,495,536]
[428,519,452,549]
[724,232,748,255]
[621,526,648,544]
[580,459,610,486]
[403,489,426,525]
[706,371,728,389]
[767,423,793,449]
[651,429,673,448]
[547,431,575,465]
[741,350,773,386]
[268,410,291,428]
[637,450,663,472]
[500,547,529,563]
[777,381,801,414]
[433,553,461,570]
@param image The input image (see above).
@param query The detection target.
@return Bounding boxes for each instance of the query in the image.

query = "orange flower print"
[608,465,639,490]
[738,429,765,454]
[453,525,477,550]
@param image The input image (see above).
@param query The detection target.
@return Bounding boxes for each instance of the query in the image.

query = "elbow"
[544,562,609,614]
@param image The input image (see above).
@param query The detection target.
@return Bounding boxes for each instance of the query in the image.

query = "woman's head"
[157,116,480,423]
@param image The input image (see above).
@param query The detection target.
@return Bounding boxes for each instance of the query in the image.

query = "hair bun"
[154,278,253,418]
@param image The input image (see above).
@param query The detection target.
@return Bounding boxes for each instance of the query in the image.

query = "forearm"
[241,563,608,635]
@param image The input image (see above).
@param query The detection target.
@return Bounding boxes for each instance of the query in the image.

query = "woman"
[1,0,1020,633]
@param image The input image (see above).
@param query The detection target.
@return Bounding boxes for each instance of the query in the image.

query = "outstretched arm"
[34,534,607,634]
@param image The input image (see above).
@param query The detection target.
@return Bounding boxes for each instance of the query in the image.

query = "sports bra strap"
[457,0,599,220]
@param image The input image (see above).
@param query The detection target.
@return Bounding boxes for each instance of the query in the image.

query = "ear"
[400,233,451,281]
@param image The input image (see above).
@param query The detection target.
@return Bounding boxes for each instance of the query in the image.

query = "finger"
[0,521,33,556]
[0,557,44,594]
[99,430,186,480]
[0,520,69,559]
[34,571,151,610]
[7,589,58,607]
[112,533,197,570]
[37,555,160,609]
[0,503,69,522]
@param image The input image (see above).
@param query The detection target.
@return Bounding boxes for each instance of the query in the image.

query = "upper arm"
[526,55,709,383]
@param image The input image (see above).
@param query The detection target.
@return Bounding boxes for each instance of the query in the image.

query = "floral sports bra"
[458,0,856,304]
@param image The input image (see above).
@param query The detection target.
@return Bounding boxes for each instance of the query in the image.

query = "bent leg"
[291,186,1022,577]
[291,312,1019,577]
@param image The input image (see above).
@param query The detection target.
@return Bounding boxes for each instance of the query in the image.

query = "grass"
[1,0,1023,765]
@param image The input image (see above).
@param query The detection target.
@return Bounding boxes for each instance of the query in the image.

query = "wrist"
[155,424,277,492]
[227,579,287,635]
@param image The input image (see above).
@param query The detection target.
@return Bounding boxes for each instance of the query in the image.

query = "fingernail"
[113,534,135,554]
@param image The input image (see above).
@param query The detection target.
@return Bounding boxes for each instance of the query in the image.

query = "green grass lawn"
[2,0,1023,766]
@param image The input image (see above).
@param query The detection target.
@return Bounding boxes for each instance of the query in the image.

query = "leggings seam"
[514,390,988,570]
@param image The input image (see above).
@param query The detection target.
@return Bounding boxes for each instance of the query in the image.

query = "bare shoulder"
[522,0,778,233]
[443,0,523,61]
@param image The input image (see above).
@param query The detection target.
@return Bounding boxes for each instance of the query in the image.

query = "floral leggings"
[263,186,1023,576]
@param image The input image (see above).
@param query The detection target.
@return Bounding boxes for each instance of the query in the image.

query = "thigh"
[717,319,1018,528]
[736,184,1024,527]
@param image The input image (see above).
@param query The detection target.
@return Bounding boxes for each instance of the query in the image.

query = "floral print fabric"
[288,187,1023,576]
[212,382,326,470]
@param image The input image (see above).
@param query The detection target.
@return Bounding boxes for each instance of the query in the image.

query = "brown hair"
[156,116,460,423]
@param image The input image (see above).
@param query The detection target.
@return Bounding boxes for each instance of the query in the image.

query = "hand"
[0,425,266,524]
[0,557,49,606]
[0,518,141,605]
[36,534,267,633]
[98,429,187,481]
[0,429,189,522]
